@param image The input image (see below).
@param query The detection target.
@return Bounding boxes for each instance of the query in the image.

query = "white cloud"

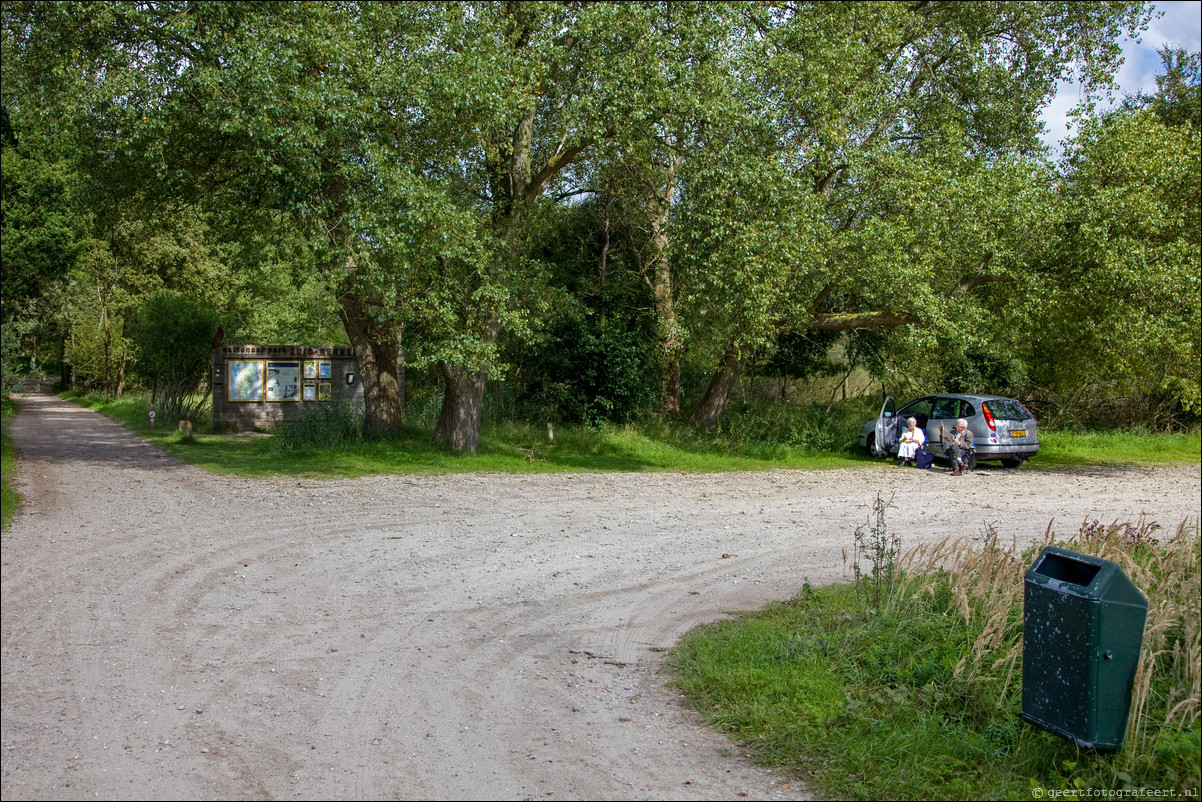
[1039,1,1201,153]
[1145,0,1202,51]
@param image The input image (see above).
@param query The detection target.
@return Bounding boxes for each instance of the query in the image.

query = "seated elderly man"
[939,418,975,476]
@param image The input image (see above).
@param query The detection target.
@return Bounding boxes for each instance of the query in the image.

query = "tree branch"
[808,310,923,330]
[956,273,1010,294]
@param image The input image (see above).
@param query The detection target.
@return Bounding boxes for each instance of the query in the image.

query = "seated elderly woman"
[897,417,926,467]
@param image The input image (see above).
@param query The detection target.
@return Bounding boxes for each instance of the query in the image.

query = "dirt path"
[2,389,1199,801]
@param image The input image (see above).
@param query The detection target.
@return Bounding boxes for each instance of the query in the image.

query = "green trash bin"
[1021,546,1148,750]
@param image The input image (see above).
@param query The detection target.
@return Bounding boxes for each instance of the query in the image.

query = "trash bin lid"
[1025,546,1147,608]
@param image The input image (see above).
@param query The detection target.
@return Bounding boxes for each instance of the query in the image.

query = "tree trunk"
[59,336,71,390]
[691,347,747,433]
[434,362,488,452]
[115,317,128,396]
[644,151,683,415]
[338,294,404,437]
[115,351,127,397]
[102,315,113,395]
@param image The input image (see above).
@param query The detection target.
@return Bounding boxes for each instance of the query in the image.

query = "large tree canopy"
[6,1,1194,440]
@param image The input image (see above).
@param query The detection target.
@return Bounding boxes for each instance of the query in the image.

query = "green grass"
[1037,429,1201,467]
[1,397,19,531]
[51,391,1201,479]
[59,391,873,478]
[666,548,1201,801]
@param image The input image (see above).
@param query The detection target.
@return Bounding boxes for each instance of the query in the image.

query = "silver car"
[858,393,1039,468]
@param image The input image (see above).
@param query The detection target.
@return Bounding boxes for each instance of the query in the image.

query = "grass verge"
[56,391,1201,479]
[666,516,1201,801]
[59,391,872,477]
[1,397,19,531]
[1037,429,1201,467]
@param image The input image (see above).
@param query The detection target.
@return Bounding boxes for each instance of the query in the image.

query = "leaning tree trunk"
[434,362,488,452]
[691,346,747,433]
[338,294,404,437]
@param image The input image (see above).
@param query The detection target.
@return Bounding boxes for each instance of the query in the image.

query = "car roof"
[921,393,1010,401]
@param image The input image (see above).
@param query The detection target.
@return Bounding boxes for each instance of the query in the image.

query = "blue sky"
[1040,0,1202,151]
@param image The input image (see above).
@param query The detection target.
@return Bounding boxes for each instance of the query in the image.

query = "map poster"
[266,361,301,402]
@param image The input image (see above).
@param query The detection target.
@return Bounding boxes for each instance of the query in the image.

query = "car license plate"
[1011,429,1026,437]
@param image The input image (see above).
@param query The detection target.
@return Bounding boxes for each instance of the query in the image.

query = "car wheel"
[965,452,978,471]
[864,432,876,456]
[1001,457,1026,469]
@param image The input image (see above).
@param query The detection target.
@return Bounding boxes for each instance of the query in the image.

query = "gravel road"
[2,388,1198,801]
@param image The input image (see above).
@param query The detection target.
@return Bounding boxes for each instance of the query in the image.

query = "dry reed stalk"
[1067,519,1202,750]
[900,516,1200,751]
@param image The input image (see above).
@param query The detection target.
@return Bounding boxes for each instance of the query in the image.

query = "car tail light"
[982,402,997,431]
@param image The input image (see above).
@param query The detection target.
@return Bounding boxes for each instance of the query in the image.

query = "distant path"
[3,387,1199,800]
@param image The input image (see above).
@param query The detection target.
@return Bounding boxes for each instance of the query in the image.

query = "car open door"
[873,396,898,456]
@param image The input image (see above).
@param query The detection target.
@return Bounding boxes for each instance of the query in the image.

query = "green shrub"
[126,291,220,424]
[511,313,657,426]
[270,401,365,453]
[710,398,873,454]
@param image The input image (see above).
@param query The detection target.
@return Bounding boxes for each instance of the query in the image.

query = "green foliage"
[515,313,656,426]
[5,1,1192,441]
[942,347,1030,396]
[1122,47,1201,129]
[1026,108,1201,426]
[0,110,83,322]
[706,398,872,456]
[759,330,844,383]
[126,290,219,423]
[0,316,36,396]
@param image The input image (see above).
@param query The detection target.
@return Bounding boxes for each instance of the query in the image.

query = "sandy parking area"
[2,388,1199,801]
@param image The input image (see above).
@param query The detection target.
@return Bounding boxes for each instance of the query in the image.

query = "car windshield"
[985,399,1031,420]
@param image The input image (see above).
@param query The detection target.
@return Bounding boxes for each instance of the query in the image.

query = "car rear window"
[986,399,1031,420]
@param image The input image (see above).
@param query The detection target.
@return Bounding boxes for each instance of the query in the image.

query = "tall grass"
[1038,429,1201,466]
[903,518,1200,761]
[668,516,1201,800]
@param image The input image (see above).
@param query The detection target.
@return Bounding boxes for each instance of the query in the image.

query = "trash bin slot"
[1033,552,1101,587]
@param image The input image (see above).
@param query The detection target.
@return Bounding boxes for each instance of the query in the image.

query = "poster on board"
[266,362,301,402]
[228,361,264,402]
